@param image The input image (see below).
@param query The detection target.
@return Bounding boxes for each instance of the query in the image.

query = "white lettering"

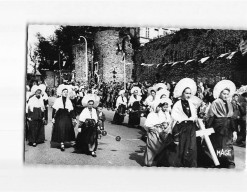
[216,149,232,157]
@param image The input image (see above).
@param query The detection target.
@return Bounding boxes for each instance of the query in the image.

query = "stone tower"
[73,29,134,84]
[72,43,87,84]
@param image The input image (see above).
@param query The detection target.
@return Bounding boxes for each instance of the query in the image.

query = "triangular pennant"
[226,51,237,59]
[199,56,210,63]
[53,60,58,65]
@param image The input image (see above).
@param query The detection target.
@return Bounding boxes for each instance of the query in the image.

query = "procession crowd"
[25,78,247,168]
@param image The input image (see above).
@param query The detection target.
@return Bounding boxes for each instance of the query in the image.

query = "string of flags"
[140,50,239,68]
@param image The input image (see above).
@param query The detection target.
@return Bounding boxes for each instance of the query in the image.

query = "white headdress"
[31,85,44,95]
[131,86,141,95]
[213,80,236,99]
[39,84,46,93]
[156,89,170,99]
[82,94,100,108]
[154,83,167,91]
[173,78,197,98]
[118,89,125,96]
[56,84,73,97]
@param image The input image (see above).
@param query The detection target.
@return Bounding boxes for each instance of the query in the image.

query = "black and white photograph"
[25,25,246,169]
[1,0,247,192]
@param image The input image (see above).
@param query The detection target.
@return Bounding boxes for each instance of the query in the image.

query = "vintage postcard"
[25,25,246,169]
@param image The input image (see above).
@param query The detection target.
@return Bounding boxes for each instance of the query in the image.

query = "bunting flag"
[226,51,237,59]
[62,61,66,67]
[53,60,58,65]
[141,63,154,67]
[172,61,179,66]
[185,59,195,65]
[138,51,239,69]
[162,63,168,67]
[217,53,230,59]
[199,56,210,63]
[156,63,163,68]
[171,61,184,66]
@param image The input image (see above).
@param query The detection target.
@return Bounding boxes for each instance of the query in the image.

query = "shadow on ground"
[129,145,146,166]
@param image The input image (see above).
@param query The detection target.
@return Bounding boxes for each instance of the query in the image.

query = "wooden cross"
[196,119,220,166]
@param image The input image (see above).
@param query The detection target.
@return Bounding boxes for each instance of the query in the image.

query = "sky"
[28,24,59,47]
[27,25,59,72]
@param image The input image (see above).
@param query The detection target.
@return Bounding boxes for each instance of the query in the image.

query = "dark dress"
[27,107,46,144]
[51,97,76,143]
[206,99,236,168]
[113,104,127,125]
[128,101,141,127]
[156,100,198,167]
[76,119,98,153]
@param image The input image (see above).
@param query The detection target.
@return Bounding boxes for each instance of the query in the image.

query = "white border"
[0,0,247,192]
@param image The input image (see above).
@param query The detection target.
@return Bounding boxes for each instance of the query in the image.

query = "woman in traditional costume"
[51,87,76,151]
[26,87,47,147]
[144,101,172,167]
[154,89,172,112]
[113,89,127,125]
[25,85,32,140]
[76,100,99,157]
[143,89,157,114]
[128,87,142,128]
[170,78,199,167]
[206,80,237,168]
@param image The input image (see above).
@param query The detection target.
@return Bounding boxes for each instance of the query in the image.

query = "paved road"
[25,107,147,166]
[25,98,246,169]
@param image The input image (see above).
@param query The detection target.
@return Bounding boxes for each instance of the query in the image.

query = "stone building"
[72,43,91,84]
[134,29,247,86]
[73,29,134,84]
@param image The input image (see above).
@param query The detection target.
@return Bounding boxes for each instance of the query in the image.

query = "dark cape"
[206,98,236,168]
[76,119,98,153]
[113,104,126,125]
[128,101,141,126]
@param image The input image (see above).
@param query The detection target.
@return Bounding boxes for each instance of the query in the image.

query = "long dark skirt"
[210,117,235,168]
[51,109,75,143]
[76,120,98,153]
[144,129,166,166]
[113,105,126,125]
[27,119,45,144]
[156,121,198,167]
[128,111,140,126]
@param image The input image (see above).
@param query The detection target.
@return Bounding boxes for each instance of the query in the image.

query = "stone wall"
[134,29,247,86]
[94,30,133,83]
[72,43,87,83]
